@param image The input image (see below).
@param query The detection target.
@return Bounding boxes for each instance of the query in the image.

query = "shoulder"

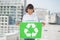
[23,13,28,19]
[23,13,27,17]
[33,13,38,17]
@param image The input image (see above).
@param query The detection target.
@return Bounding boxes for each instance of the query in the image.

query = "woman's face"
[27,9,34,15]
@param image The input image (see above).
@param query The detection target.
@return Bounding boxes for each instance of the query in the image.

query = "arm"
[16,15,26,26]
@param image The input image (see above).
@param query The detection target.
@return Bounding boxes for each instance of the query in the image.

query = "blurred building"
[0,0,23,34]
[0,16,19,33]
[0,32,19,40]
[49,13,57,24]
[0,0,23,25]
[35,8,50,24]
[0,16,9,33]
[56,13,60,24]
[49,12,60,25]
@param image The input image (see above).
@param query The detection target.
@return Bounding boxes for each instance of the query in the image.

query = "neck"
[28,13,32,15]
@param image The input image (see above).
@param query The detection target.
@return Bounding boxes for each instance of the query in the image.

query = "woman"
[16,4,45,40]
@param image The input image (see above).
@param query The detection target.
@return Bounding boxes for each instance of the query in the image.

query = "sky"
[26,0,60,13]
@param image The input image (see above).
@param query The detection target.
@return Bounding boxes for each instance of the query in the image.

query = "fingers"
[16,21,19,26]
[42,22,45,26]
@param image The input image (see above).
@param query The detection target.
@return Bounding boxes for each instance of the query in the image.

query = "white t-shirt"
[22,13,39,22]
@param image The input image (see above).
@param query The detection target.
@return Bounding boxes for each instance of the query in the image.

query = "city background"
[0,0,60,40]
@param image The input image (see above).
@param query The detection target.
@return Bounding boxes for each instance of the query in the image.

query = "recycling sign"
[19,22,42,38]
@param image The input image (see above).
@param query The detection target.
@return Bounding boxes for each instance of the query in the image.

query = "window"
[2,20,4,22]
[2,23,4,25]
[5,23,7,25]
[5,17,7,19]
[7,6,9,8]
[11,6,13,8]
[2,17,4,19]
[7,9,9,10]
[4,6,6,8]
[1,26,3,28]
[4,12,6,13]
[1,9,2,11]
[4,9,6,10]
[5,20,7,22]
[0,17,1,19]
[7,12,9,13]
[1,6,3,8]
[14,6,16,8]
[0,12,2,13]
[2,15,4,16]
[18,6,20,8]
[0,6,1,8]
[5,26,7,28]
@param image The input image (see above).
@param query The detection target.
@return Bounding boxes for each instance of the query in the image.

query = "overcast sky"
[26,0,60,13]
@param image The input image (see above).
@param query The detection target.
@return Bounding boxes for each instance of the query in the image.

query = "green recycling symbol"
[20,22,42,38]
[24,23,38,37]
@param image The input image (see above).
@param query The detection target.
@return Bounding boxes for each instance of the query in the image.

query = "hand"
[16,21,20,26]
[42,22,45,26]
